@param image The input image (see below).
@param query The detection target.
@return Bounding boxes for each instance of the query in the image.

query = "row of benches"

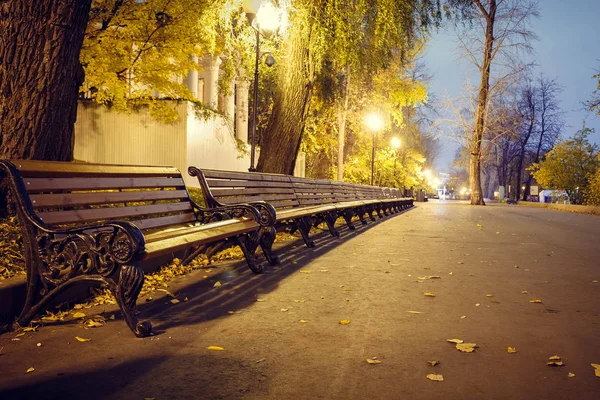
[0,160,413,337]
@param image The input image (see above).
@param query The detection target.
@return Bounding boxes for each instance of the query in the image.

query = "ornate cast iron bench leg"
[341,210,356,230]
[297,217,316,248]
[109,264,152,338]
[259,226,280,266]
[236,231,264,274]
[324,212,340,237]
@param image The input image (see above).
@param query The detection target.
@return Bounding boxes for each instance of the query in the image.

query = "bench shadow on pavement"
[0,353,268,400]
[140,209,413,333]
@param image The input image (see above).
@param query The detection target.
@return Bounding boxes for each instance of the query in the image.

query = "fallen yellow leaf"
[426,373,443,381]
[547,355,564,367]
[170,299,180,304]
[521,291,528,294]
[424,293,436,297]
[447,338,464,344]
[280,308,289,312]
[529,299,542,303]
[591,363,600,377]
[568,372,575,378]
[299,320,308,323]
[366,358,381,364]
[460,316,467,319]
[486,294,493,297]
[508,347,517,353]
[339,319,351,325]
[207,346,224,351]
[75,336,91,342]
[293,300,305,303]
[407,311,422,314]
[72,312,86,319]
[213,281,222,288]
[23,327,38,332]
[300,270,311,274]
[456,343,477,353]
[26,367,34,374]
[427,360,439,366]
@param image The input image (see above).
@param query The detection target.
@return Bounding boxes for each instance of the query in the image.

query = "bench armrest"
[191,201,273,228]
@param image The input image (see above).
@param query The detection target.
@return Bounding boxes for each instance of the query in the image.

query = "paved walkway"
[1,202,599,399]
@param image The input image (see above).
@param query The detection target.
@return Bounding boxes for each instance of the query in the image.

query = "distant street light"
[391,137,401,182]
[244,0,281,172]
[365,113,384,185]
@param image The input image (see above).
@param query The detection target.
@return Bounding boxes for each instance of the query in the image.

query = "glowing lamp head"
[365,113,384,132]
[256,1,280,32]
[391,137,401,149]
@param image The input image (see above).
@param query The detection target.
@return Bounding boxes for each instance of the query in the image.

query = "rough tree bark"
[0,0,92,161]
[469,0,497,206]
[256,5,315,175]
[337,64,351,181]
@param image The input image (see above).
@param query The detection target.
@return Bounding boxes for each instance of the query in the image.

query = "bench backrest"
[197,169,300,210]
[6,160,196,232]
[193,168,408,210]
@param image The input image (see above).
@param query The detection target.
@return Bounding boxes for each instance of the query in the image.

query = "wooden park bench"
[189,167,413,248]
[0,160,277,337]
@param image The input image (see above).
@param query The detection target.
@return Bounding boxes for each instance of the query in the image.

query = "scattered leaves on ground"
[521,291,528,294]
[75,336,91,342]
[72,312,86,319]
[486,294,493,297]
[591,364,600,377]
[293,300,305,303]
[170,299,180,304]
[424,293,436,297]
[300,270,311,274]
[568,372,575,378]
[366,358,381,364]
[427,360,439,366]
[530,299,543,303]
[299,320,308,323]
[447,339,464,344]
[339,319,351,325]
[427,374,444,381]
[207,346,224,351]
[26,367,34,374]
[508,347,517,354]
[460,315,467,319]
[280,308,289,312]
[213,281,222,288]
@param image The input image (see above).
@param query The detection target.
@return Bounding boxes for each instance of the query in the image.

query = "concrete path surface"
[1,201,599,399]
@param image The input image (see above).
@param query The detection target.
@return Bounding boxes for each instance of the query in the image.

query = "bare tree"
[447,0,539,205]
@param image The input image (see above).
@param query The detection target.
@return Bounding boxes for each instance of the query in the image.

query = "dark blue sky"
[423,0,600,171]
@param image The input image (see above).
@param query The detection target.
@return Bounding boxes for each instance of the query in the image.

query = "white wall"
[74,101,188,176]
[185,103,252,187]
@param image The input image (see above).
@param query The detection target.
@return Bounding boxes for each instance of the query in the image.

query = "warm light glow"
[391,137,401,149]
[431,178,441,189]
[364,113,384,132]
[460,187,467,195]
[423,169,432,180]
[256,1,281,32]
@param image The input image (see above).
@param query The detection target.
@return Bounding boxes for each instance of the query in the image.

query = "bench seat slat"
[13,160,181,177]
[25,177,186,192]
[29,190,189,208]
[206,180,294,188]
[38,202,192,225]
[211,188,295,196]
[143,219,258,258]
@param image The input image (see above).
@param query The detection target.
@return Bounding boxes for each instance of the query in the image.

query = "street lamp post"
[390,137,401,183]
[365,113,383,186]
[244,1,279,172]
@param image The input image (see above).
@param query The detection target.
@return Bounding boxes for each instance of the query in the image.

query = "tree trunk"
[0,0,92,161]
[337,64,351,181]
[469,1,496,206]
[256,6,315,175]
